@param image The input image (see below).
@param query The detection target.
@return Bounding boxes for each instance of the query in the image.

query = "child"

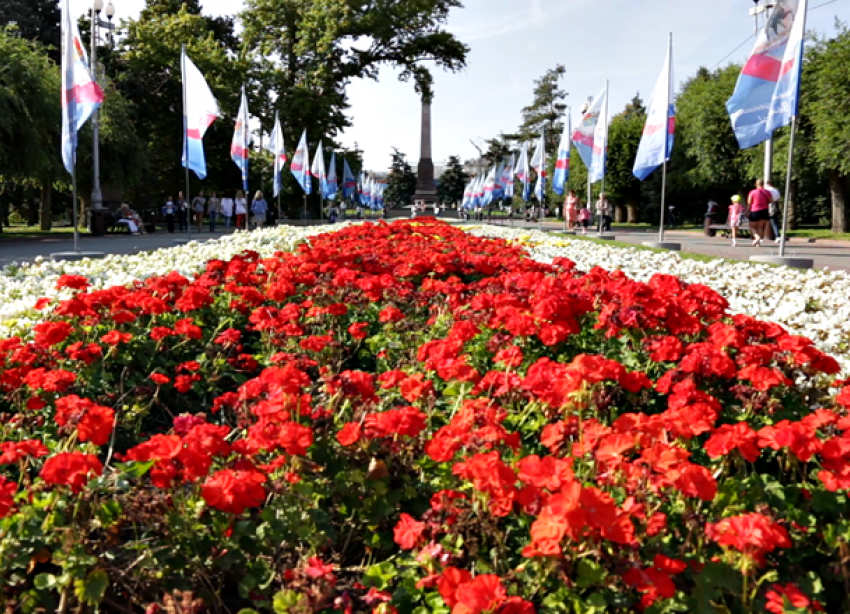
[578,205,591,234]
[728,194,743,247]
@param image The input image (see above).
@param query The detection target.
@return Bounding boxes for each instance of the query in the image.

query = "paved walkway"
[2,219,849,273]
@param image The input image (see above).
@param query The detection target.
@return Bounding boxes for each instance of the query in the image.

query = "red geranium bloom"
[56,274,90,291]
[101,330,133,345]
[337,422,362,446]
[0,476,16,518]
[201,468,267,515]
[453,574,506,614]
[33,321,73,347]
[705,422,760,462]
[706,512,791,566]
[393,513,425,549]
[40,452,103,493]
[348,322,370,340]
[378,306,404,323]
[765,583,824,614]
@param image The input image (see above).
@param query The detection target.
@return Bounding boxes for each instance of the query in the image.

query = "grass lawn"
[0,225,88,240]
[786,227,850,241]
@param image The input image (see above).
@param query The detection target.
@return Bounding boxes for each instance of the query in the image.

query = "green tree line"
[478,25,850,233]
[0,0,468,229]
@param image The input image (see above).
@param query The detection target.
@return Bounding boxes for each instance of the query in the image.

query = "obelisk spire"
[413,100,437,204]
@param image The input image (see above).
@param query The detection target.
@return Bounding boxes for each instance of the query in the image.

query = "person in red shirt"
[746,179,772,247]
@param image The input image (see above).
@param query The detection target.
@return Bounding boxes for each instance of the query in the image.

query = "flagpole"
[72,153,80,253]
[539,125,544,231]
[600,79,608,202]
[658,33,672,244]
[778,117,797,258]
[182,45,191,241]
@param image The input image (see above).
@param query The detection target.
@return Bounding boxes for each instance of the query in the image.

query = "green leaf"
[237,610,260,614]
[117,460,155,480]
[364,561,397,590]
[273,589,306,614]
[33,573,57,590]
[576,559,607,588]
[73,569,108,605]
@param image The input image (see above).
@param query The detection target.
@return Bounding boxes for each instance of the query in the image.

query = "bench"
[708,219,751,238]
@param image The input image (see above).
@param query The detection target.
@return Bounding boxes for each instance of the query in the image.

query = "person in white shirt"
[766,181,782,243]
[234,190,248,229]
[220,195,234,228]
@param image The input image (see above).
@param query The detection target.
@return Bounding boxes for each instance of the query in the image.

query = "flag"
[502,155,515,199]
[727,0,806,148]
[311,139,328,198]
[462,178,474,209]
[327,151,338,200]
[362,175,372,207]
[231,86,251,191]
[571,86,606,170]
[482,166,498,206]
[60,0,103,174]
[634,39,676,181]
[552,116,571,195]
[264,111,287,198]
[291,130,311,194]
[373,182,384,209]
[530,135,546,200]
[493,162,505,201]
[181,47,220,180]
[589,86,609,184]
[514,144,531,202]
[766,0,808,133]
[343,159,357,199]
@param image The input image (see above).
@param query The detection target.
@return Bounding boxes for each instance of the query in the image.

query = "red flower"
[150,373,170,385]
[33,322,73,347]
[55,395,115,446]
[674,464,717,502]
[437,567,472,608]
[175,318,203,340]
[0,476,16,518]
[56,274,90,291]
[493,346,523,368]
[101,330,133,345]
[393,513,425,549]
[765,583,824,614]
[379,306,404,323]
[337,422,362,446]
[399,373,434,403]
[706,512,791,566]
[705,422,760,462]
[348,322,370,340]
[40,452,103,493]
[201,469,267,515]
[453,574,506,614]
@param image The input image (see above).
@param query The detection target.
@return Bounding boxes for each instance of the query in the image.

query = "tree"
[805,25,850,232]
[605,95,646,222]
[0,0,60,58]
[115,2,246,208]
[384,148,416,208]
[0,30,61,231]
[507,65,568,153]
[437,155,467,206]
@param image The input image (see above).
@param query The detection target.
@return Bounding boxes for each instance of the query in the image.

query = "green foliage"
[384,148,416,207]
[436,155,467,206]
[508,65,568,154]
[605,96,646,221]
[0,0,60,57]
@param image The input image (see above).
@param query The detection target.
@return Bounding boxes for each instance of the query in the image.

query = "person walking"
[191,191,206,232]
[207,191,222,233]
[704,200,718,236]
[728,194,743,247]
[251,190,268,230]
[596,193,612,233]
[564,190,579,230]
[746,179,772,247]
[578,204,591,234]
[766,181,782,243]
[176,191,188,232]
[162,195,177,234]
[234,190,248,229]
[220,194,234,229]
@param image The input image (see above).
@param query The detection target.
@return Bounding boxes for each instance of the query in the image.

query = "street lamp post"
[90,0,115,213]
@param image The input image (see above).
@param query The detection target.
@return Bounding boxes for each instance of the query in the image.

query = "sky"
[72,0,850,172]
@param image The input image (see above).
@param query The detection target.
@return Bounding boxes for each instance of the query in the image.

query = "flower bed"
[0,225,323,340]
[466,225,850,376]
[1,219,849,613]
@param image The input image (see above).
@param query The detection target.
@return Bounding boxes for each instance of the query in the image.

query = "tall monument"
[412,101,438,205]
